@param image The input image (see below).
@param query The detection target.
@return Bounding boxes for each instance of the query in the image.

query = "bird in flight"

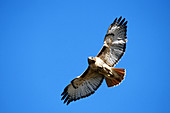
[61,16,127,105]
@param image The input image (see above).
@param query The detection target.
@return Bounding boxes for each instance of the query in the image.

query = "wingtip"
[67,101,70,105]
[61,92,68,100]
[61,92,64,96]
[118,16,122,19]
[112,17,117,25]
[64,96,69,104]
[61,85,69,96]
[123,21,128,26]
[118,18,125,26]
[117,16,122,24]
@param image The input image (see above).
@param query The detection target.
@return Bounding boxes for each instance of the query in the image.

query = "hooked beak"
[88,57,95,64]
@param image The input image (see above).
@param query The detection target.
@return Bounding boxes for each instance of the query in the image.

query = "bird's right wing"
[61,67,104,105]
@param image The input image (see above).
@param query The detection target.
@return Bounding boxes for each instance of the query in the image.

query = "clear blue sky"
[0,0,170,113]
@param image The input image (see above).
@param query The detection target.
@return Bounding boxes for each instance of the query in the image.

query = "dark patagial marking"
[105,33,114,37]
[97,46,107,57]
[71,79,78,89]
[81,67,90,78]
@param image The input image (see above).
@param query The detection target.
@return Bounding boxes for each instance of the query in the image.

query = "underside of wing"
[61,67,104,105]
[97,16,127,67]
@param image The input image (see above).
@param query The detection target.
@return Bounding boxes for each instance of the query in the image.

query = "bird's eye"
[91,60,95,63]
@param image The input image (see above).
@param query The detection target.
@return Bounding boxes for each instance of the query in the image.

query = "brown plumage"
[61,16,128,105]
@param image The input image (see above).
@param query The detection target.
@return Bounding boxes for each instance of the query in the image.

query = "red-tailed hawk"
[61,16,127,105]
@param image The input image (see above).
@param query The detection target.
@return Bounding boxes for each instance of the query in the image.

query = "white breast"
[95,57,111,70]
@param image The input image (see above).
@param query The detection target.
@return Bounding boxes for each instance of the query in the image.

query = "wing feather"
[61,16,127,105]
[97,16,127,67]
[61,67,104,105]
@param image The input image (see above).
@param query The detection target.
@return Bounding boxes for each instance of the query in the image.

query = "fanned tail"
[105,68,125,87]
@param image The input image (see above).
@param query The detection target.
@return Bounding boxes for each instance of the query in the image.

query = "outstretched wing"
[97,16,127,67]
[61,67,104,105]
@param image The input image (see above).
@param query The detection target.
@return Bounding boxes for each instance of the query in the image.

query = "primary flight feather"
[61,16,128,105]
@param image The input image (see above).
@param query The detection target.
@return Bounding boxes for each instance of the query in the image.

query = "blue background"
[0,0,170,113]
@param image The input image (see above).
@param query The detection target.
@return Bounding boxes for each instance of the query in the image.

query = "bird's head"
[88,57,96,64]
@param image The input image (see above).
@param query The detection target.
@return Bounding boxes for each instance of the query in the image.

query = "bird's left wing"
[97,16,127,67]
[61,67,104,105]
